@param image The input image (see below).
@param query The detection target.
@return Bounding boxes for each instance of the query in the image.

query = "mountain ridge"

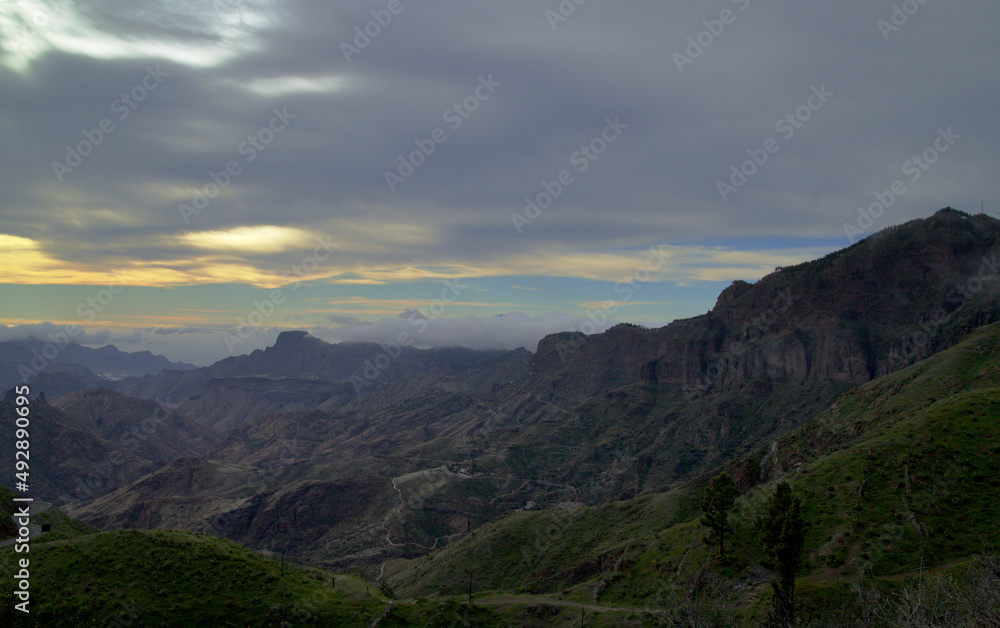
[6,207,1000,588]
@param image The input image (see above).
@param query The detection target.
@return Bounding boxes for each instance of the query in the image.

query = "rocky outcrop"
[526,209,1000,401]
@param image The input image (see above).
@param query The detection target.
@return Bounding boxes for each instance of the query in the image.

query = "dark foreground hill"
[0,527,388,627]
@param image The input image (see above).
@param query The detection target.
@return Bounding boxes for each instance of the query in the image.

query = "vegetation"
[0,529,390,626]
[374,320,1000,625]
[700,472,738,560]
[4,210,1000,625]
[756,482,805,627]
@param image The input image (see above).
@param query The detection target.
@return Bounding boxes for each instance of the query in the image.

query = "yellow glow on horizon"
[576,300,675,310]
[181,225,311,253]
[0,234,35,249]
[0,229,823,289]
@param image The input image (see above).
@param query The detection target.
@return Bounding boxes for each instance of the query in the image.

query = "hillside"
[0,485,97,545]
[14,339,196,380]
[53,387,220,461]
[0,528,390,626]
[0,391,159,503]
[0,343,105,399]
[47,209,1000,574]
[112,333,519,434]
[380,320,1000,620]
[0,522,567,627]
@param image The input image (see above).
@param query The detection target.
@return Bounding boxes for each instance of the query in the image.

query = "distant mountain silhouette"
[0,338,195,401]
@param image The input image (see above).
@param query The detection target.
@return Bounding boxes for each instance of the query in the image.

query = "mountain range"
[2,207,999,625]
[0,338,196,400]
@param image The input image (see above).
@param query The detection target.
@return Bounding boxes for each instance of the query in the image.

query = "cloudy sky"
[0,0,997,365]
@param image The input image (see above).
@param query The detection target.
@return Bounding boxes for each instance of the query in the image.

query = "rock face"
[527,208,1000,401]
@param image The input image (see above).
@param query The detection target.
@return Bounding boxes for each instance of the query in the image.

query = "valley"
[2,208,1000,625]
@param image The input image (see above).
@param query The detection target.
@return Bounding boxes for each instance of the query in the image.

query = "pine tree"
[700,472,738,560]
[757,481,805,628]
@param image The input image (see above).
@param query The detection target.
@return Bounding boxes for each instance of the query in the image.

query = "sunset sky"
[1,0,998,365]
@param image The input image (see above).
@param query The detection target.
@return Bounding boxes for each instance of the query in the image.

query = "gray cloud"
[1,0,998,361]
[2,0,996,271]
[326,314,365,328]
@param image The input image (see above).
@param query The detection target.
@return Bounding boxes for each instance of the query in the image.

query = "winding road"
[0,500,51,547]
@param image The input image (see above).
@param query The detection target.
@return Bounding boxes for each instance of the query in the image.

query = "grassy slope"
[762,320,1000,577]
[0,528,392,627]
[0,522,526,627]
[383,322,1000,614]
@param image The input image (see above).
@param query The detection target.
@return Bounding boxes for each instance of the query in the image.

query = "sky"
[0,0,998,365]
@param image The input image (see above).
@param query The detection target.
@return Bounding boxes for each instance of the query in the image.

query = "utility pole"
[466,569,474,606]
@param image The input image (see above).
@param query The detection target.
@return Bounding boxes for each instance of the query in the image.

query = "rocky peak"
[273,330,315,347]
[714,280,753,310]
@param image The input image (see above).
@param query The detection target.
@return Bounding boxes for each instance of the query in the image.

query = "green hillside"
[380,321,1000,622]
[0,524,543,626]
[746,319,1000,578]
[0,528,391,626]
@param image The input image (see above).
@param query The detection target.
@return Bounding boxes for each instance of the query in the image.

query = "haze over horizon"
[1,1,998,365]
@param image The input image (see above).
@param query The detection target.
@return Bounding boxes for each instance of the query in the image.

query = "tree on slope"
[757,481,805,628]
[700,472,738,560]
